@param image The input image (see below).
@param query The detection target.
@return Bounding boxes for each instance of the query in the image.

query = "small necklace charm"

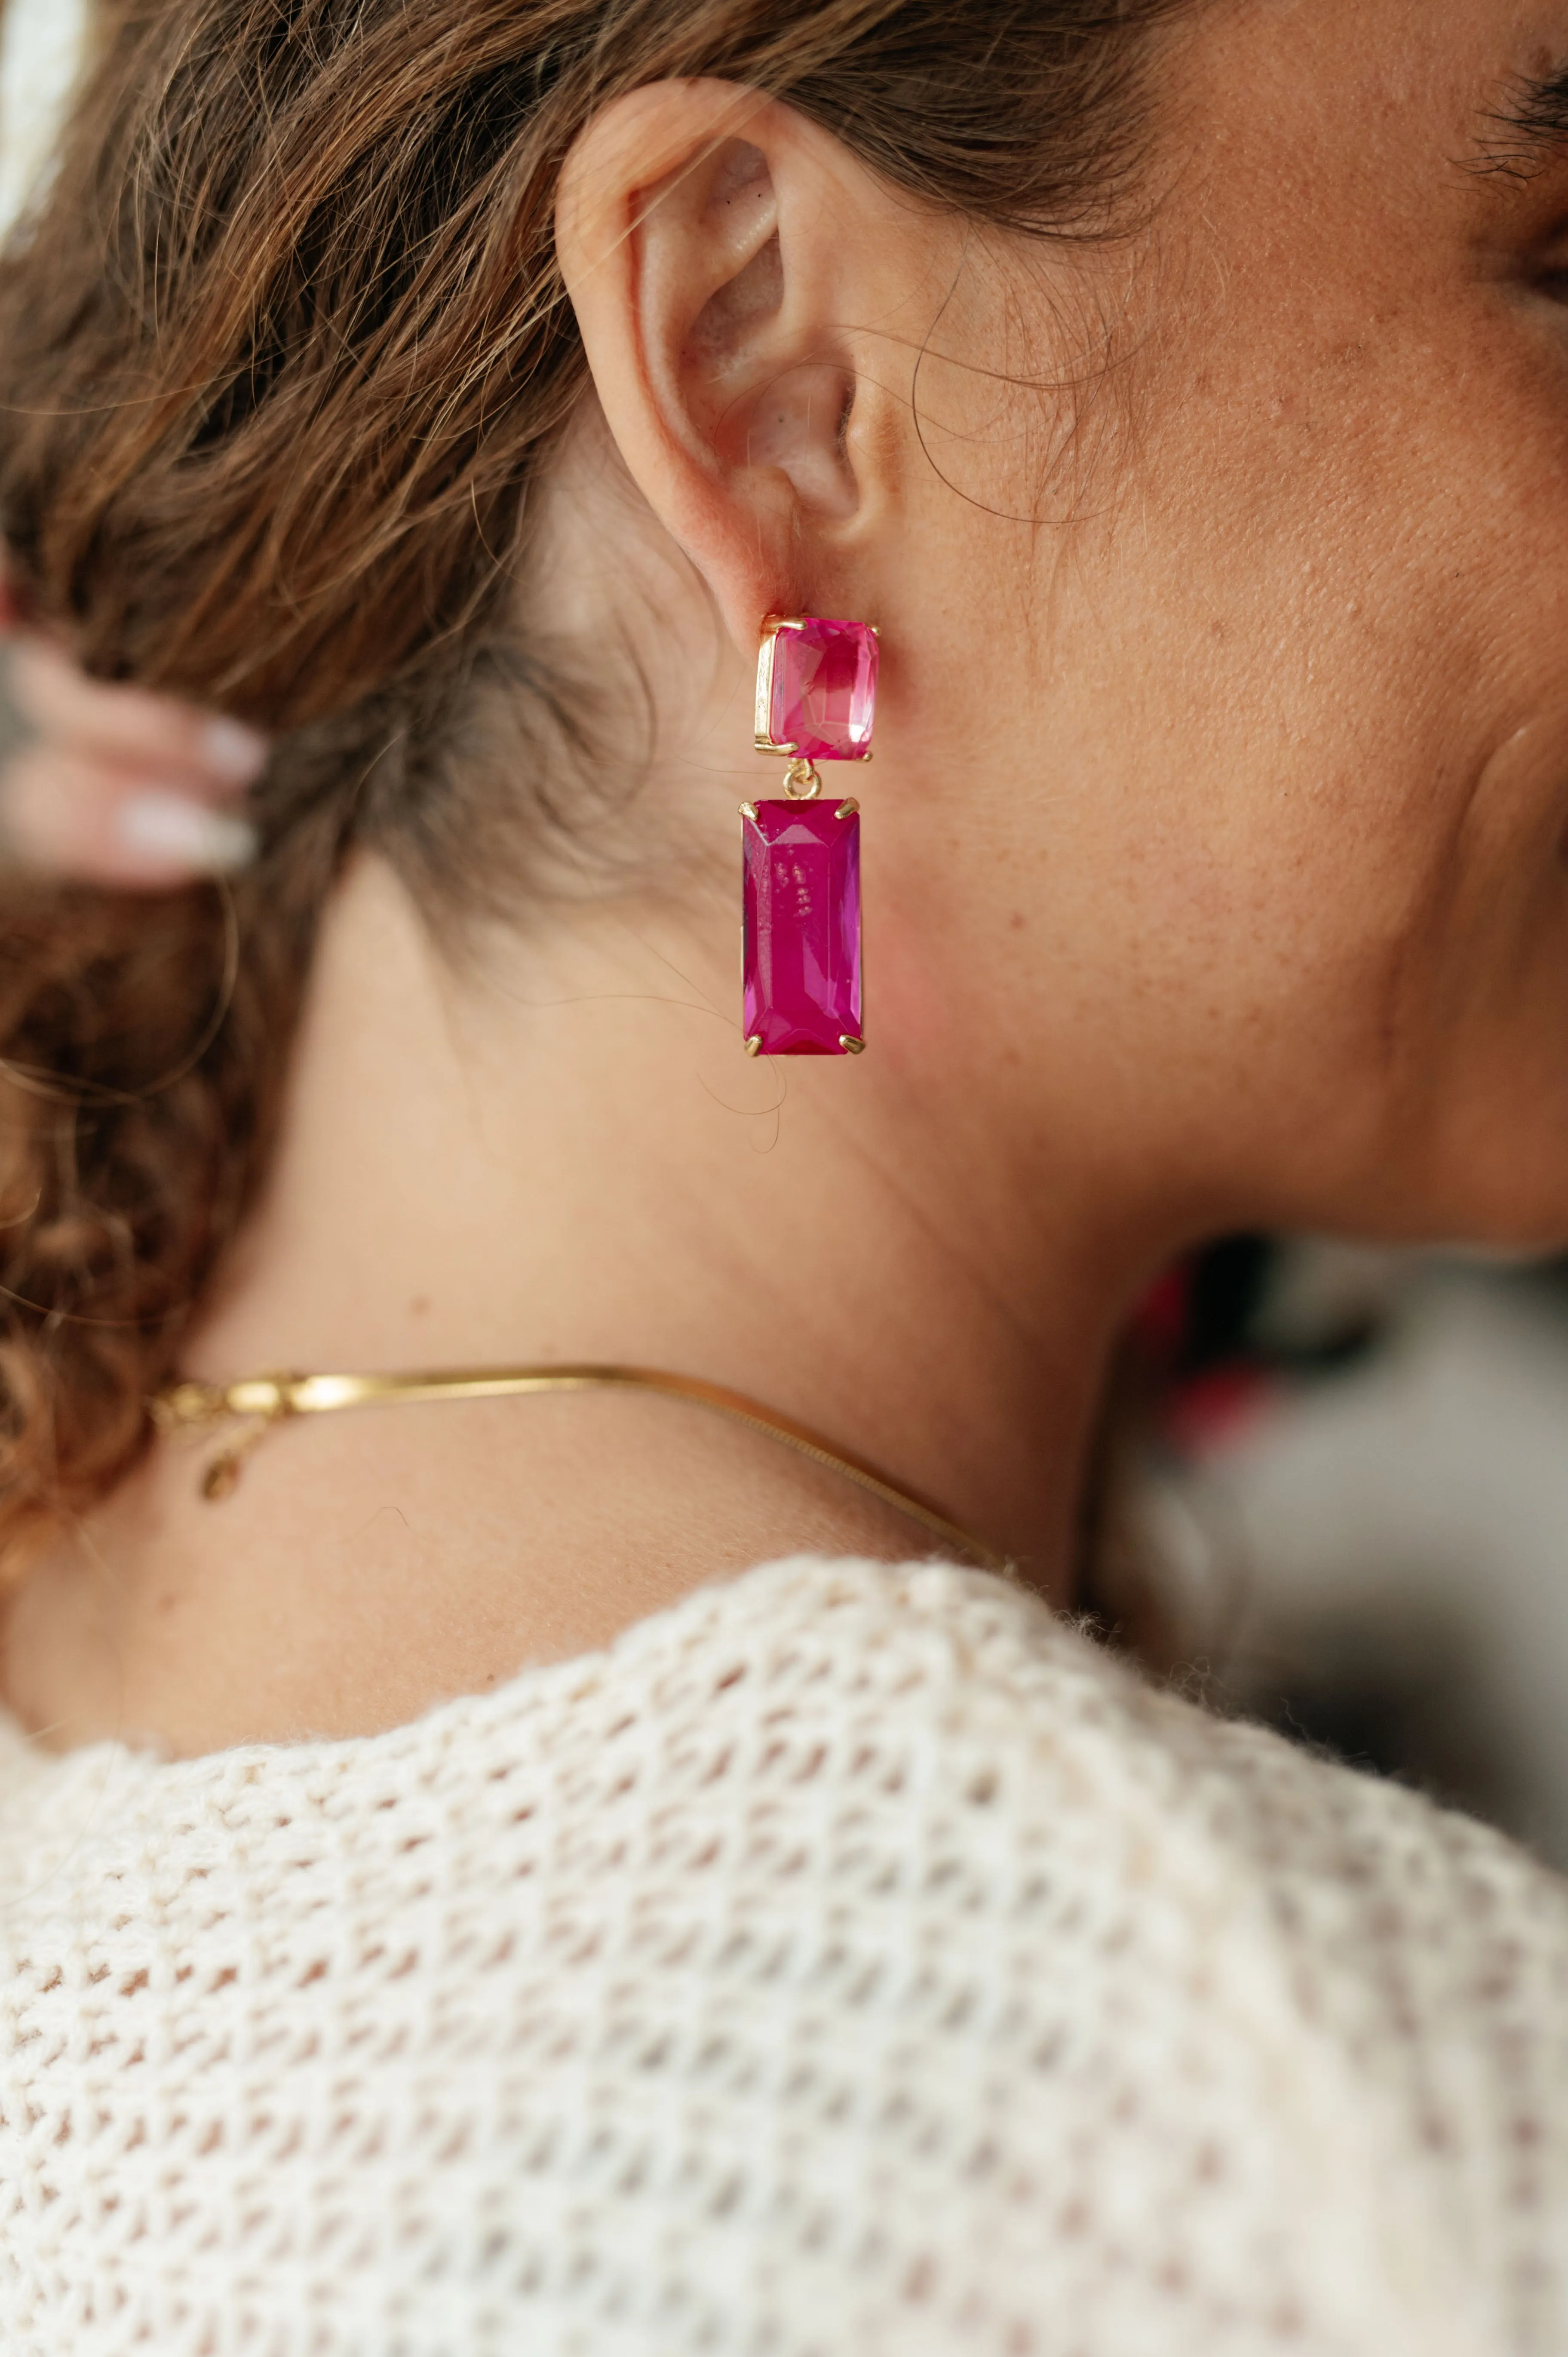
[740,616,877,1057]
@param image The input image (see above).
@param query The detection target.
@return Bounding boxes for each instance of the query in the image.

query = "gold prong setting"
[752,619,798,755]
[744,618,872,1059]
[752,615,876,761]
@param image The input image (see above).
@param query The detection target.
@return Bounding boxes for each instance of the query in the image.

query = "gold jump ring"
[783,758,822,800]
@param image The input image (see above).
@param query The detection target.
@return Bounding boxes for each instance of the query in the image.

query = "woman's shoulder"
[0,1553,1562,2356]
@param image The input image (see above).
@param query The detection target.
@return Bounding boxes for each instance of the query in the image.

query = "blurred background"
[0,0,87,238]
[1137,1240,1568,1872]
[4,0,1567,1878]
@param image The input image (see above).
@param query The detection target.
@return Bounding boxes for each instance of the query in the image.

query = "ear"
[556,81,910,656]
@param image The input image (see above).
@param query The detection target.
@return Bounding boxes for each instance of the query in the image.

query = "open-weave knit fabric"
[0,1554,1564,2356]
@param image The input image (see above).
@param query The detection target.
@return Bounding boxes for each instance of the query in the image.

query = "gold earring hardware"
[752,617,794,756]
[753,615,878,761]
[783,759,822,801]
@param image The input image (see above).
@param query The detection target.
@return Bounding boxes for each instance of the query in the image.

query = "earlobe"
[556,82,873,650]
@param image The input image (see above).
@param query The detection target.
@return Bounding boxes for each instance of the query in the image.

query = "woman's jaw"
[15,0,1568,1746]
[538,18,1568,1264]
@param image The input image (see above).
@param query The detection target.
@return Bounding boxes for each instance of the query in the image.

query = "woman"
[0,0,1564,2347]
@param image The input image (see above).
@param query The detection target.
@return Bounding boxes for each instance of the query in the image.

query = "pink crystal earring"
[740,616,877,1057]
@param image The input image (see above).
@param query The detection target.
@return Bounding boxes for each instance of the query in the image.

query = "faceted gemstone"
[767,618,878,761]
[742,800,862,1054]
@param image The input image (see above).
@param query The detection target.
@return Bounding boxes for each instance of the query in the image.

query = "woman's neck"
[2,853,1155,1755]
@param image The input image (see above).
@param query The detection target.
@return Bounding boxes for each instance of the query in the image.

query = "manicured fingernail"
[116,789,258,871]
[197,715,269,785]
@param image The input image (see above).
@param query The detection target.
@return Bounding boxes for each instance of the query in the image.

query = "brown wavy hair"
[0,0,1188,1575]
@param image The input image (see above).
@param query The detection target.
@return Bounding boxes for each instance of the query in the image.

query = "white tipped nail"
[197,715,269,785]
[116,789,258,872]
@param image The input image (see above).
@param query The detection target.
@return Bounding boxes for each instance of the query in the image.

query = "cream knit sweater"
[0,1553,1563,2356]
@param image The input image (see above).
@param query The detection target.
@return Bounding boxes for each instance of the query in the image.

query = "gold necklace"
[150,1362,1008,1573]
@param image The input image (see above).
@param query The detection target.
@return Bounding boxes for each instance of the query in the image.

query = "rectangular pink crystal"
[742,800,862,1054]
[767,618,878,761]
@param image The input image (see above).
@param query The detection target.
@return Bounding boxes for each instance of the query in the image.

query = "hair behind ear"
[0,0,1188,1568]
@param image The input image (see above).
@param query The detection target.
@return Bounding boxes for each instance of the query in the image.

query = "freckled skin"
[11,0,1568,1751]
[899,0,1568,1249]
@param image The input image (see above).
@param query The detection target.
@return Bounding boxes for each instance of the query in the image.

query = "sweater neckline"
[0,1553,978,1793]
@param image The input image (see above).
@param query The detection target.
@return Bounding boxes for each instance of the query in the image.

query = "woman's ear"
[556,81,910,653]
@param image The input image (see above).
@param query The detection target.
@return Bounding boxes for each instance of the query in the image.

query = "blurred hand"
[0,605,264,888]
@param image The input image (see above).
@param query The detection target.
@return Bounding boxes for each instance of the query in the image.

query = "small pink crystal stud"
[755,617,878,762]
[742,799,862,1055]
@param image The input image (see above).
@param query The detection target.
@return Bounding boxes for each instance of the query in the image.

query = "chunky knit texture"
[0,1554,1564,2356]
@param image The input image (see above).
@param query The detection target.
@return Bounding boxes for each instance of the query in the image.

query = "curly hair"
[0,0,1188,1571]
